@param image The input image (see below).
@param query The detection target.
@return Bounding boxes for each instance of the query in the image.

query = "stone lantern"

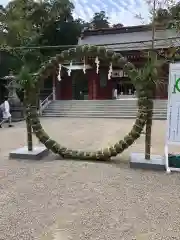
[3,72,24,121]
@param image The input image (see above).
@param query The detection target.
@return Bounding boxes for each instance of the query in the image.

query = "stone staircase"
[42,99,167,120]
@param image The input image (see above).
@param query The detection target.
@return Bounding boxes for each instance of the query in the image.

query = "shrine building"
[51,24,179,100]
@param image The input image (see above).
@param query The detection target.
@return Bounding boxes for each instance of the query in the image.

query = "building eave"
[79,36,180,51]
[81,24,152,38]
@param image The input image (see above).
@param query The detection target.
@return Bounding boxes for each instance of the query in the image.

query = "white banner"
[165,63,180,173]
[166,63,180,144]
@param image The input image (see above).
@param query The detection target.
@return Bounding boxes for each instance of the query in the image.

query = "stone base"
[9,146,49,160]
[130,153,165,171]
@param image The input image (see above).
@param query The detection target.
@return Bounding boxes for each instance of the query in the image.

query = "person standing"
[0,97,13,128]
[0,102,3,123]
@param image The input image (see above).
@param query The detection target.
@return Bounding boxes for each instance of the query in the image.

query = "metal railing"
[39,88,53,99]
[39,92,53,115]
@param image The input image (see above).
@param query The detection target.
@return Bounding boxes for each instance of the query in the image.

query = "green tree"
[155,2,180,30]
[112,23,124,28]
[18,66,38,151]
[0,0,83,62]
[90,11,110,29]
[135,0,177,160]
[0,0,83,151]
[0,0,36,46]
[146,0,178,160]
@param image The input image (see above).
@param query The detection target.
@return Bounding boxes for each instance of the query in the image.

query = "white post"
[39,100,42,116]
[52,74,56,100]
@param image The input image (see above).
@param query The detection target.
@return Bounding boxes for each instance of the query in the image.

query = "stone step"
[50,100,167,103]
[43,113,166,120]
[43,110,167,115]
[43,109,167,113]
[49,105,167,109]
[43,110,167,114]
[47,104,167,108]
[46,104,167,107]
[45,107,167,111]
[50,102,167,105]
[43,115,166,119]
[52,98,167,103]
[42,100,167,120]
[48,107,167,111]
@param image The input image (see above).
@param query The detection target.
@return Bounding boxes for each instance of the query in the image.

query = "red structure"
[54,65,119,100]
[52,25,175,100]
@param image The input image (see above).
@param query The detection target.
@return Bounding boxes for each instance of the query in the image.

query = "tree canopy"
[113,23,124,28]
[0,1,118,75]
[0,0,84,74]
[155,2,180,29]
[1,0,180,76]
[90,11,110,29]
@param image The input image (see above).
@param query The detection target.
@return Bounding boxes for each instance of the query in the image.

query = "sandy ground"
[0,118,180,240]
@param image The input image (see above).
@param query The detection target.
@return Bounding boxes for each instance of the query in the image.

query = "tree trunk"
[24,91,33,151]
[145,99,153,160]
[26,114,33,151]
[145,0,156,160]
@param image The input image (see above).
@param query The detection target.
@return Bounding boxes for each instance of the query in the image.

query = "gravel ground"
[0,118,180,240]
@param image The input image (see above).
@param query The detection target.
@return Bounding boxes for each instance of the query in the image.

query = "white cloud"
[72,0,150,25]
[109,1,150,25]
[2,0,151,25]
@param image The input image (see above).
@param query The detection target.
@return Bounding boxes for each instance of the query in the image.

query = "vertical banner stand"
[165,63,180,173]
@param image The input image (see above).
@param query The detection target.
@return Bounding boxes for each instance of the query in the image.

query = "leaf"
[17,65,35,88]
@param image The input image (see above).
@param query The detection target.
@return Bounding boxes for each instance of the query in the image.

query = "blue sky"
[2,0,150,25]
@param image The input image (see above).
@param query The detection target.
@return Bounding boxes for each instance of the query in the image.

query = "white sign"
[166,63,180,144]
[165,62,180,173]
